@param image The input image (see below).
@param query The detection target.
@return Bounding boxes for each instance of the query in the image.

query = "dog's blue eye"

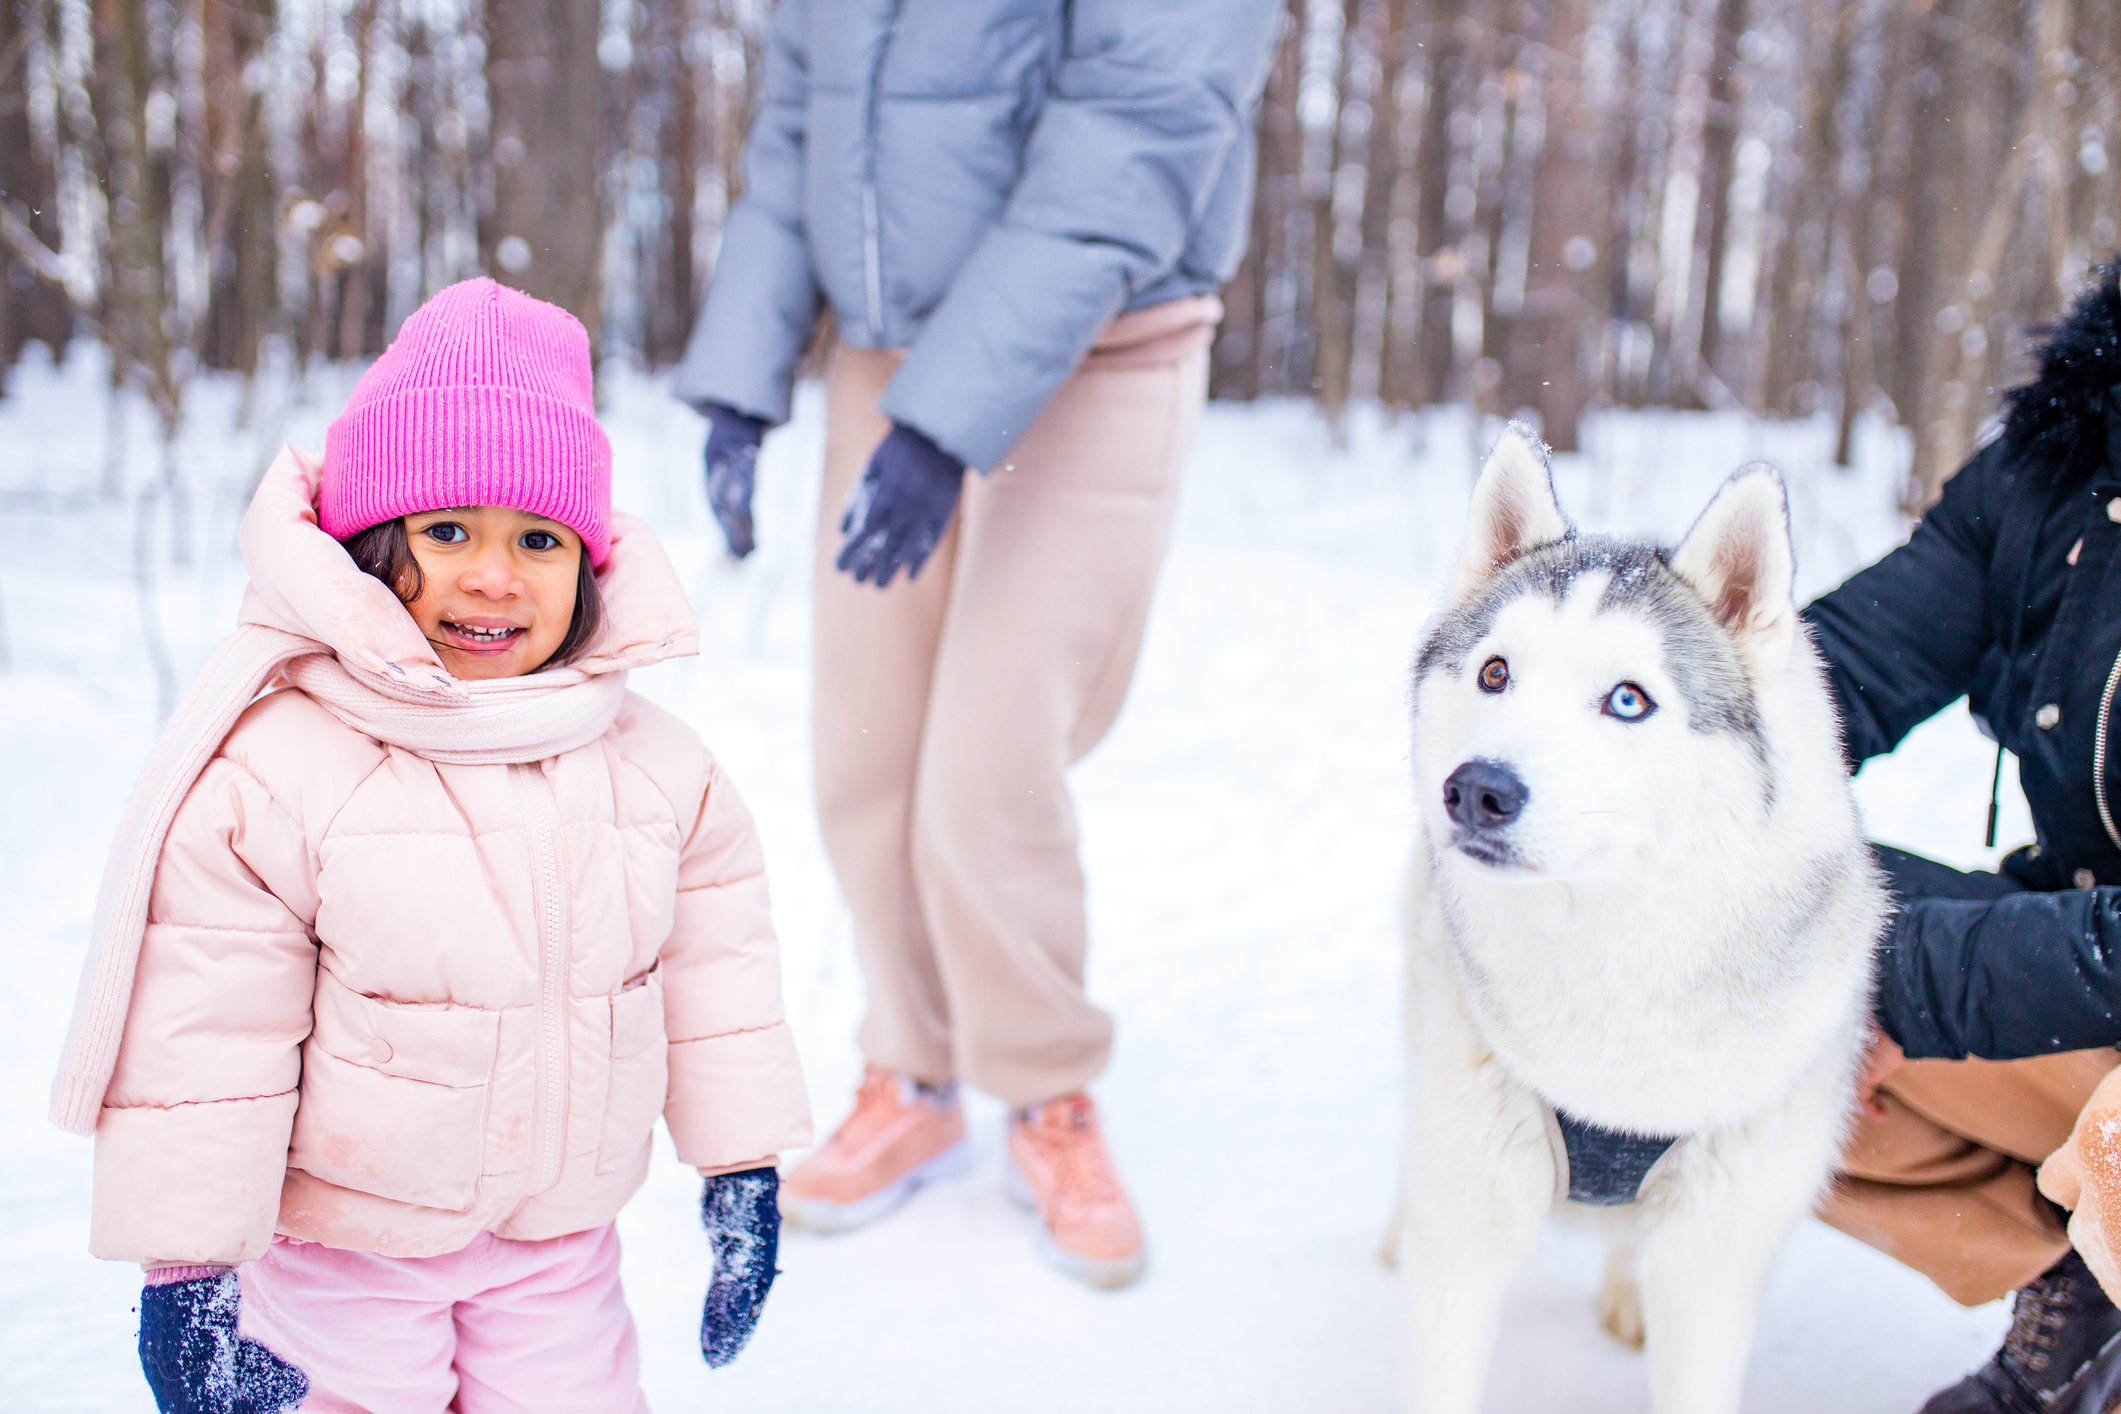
[1604,683,1654,721]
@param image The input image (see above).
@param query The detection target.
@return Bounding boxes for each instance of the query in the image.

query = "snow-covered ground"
[0,344,2032,1411]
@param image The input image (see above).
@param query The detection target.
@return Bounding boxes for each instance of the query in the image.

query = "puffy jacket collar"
[2002,262,2121,492]
[237,447,697,693]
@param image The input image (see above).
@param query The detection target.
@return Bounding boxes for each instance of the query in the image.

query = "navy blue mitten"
[139,1271,307,1414]
[836,422,967,587]
[700,402,769,559]
[700,1167,782,1368]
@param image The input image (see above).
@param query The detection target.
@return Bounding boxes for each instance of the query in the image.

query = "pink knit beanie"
[322,278,613,566]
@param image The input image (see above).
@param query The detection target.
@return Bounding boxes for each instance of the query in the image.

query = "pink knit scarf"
[47,625,628,1135]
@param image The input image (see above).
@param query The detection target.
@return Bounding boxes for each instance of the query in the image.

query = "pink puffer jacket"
[88,451,811,1266]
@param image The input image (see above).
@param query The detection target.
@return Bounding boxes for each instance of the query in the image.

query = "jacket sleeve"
[1879,888,2121,1060]
[669,0,820,424]
[659,757,812,1170]
[91,758,320,1266]
[1801,441,2007,765]
[877,0,1283,472]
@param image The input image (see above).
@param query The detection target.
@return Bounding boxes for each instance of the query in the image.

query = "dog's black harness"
[1551,1107,1680,1206]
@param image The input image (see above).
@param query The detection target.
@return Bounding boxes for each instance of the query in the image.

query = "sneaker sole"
[779,1138,973,1234]
[1004,1154,1148,1291]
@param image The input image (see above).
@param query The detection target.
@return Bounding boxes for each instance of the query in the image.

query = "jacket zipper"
[859,3,901,341]
[2095,646,2121,853]
[514,763,571,1192]
[861,185,883,341]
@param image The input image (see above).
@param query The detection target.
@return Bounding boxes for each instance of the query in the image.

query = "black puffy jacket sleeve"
[1806,442,2121,1060]
[1880,890,2121,1059]
[1802,441,2005,766]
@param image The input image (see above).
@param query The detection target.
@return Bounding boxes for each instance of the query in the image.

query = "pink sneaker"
[780,1066,969,1232]
[1006,1094,1147,1289]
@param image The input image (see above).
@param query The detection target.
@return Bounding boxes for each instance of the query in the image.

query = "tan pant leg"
[812,345,959,1084]
[1821,1049,2121,1305]
[909,316,1214,1107]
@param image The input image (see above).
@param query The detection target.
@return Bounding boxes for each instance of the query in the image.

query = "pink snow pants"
[236,1226,648,1413]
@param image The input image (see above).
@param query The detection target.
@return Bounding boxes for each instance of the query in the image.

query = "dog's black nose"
[1443,760,1528,830]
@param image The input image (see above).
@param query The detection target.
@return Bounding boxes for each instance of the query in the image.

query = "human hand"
[701,402,769,559]
[2040,1065,2121,1306]
[138,1268,307,1414]
[836,422,966,588]
[700,1167,782,1368]
[1856,1027,1905,1121]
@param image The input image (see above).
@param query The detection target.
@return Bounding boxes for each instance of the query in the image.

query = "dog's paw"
[1597,1249,1645,1349]
[1378,1224,1401,1270]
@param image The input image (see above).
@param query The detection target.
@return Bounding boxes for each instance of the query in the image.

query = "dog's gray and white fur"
[1392,425,1888,1413]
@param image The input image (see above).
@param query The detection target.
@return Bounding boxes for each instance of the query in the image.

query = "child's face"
[401,506,582,679]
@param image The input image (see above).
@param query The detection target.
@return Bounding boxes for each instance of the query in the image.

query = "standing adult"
[671,0,1283,1288]
[1804,263,2121,1414]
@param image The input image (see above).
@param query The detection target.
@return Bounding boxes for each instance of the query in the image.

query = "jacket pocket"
[289,971,499,1211]
[596,966,670,1175]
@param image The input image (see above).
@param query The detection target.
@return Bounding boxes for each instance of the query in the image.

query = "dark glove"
[139,1270,308,1414]
[836,422,967,588]
[700,402,769,559]
[700,1167,782,1369]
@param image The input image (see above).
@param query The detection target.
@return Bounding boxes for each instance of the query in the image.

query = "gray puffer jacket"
[671,0,1282,473]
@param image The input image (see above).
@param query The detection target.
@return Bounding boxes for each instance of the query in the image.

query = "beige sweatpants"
[811,297,1218,1108]
[1823,1048,2121,1305]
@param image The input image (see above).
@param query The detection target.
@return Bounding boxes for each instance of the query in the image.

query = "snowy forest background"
[2,2,2111,1407]
[2,0,2117,494]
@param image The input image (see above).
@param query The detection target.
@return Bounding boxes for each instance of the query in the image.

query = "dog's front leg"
[1400,972,1554,1414]
[1633,1078,1845,1414]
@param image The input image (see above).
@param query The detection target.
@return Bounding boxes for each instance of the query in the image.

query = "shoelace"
[2004,1268,2075,1376]
[1030,1099,1123,1206]
[827,1070,920,1155]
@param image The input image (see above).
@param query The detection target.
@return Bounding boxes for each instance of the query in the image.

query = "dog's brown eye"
[1479,656,1509,693]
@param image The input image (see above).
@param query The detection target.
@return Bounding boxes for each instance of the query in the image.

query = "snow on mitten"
[2039,1065,2121,1306]
[836,422,966,587]
[700,1167,782,1368]
[138,1268,307,1414]
[700,402,768,559]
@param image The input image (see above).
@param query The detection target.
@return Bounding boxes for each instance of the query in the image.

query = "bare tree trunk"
[1353,0,1407,404]
[485,0,606,340]
[1516,0,1601,450]
[198,0,278,378]
[1886,0,1956,435]
[1377,0,1422,407]
[1311,0,1363,421]
[1471,0,1523,419]
[1,0,76,379]
[1907,0,2075,506]
[1758,0,1848,417]
[1410,0,1463,406]
[1693,0,1747,391]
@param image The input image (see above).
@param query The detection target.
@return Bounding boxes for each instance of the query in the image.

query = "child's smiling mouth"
[439,619,527,651]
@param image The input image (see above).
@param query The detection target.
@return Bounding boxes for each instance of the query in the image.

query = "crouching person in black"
[1804,262,2121,1414]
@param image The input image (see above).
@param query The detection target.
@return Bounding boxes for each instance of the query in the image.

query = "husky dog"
[1395,426,1888,1414]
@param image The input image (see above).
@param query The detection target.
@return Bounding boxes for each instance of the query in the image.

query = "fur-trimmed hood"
[2002,261,2121,489]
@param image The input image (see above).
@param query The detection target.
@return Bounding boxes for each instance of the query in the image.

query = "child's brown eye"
[521,531,559,551]
[425,523,468,545]
[1479,656,1509,693]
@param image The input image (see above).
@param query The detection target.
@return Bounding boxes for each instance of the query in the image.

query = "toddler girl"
[50,278,811,1412]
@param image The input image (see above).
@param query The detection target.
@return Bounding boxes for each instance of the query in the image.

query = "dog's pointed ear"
[1672,464,1797,666]
[1451,422,1570,599]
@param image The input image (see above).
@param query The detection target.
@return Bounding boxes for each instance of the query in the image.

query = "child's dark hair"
[341,517,605,670]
